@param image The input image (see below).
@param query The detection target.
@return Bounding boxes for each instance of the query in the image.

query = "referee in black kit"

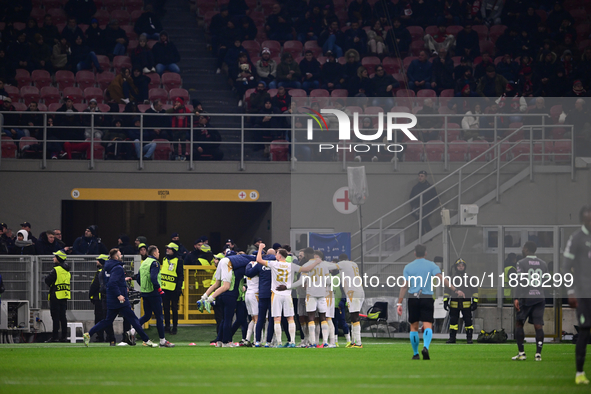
[397,244,465,360]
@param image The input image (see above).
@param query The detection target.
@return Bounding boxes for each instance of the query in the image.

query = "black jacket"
[409,180,440,216]
[152,41,181,65]
[134,12,163,36]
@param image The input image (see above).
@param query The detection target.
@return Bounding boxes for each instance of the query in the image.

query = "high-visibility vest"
[54,266,71,300]
[140,257,161,293]
[504,266,515,297]
[161,257,182,291]
[199,258,216,288]
[90,269,102,301]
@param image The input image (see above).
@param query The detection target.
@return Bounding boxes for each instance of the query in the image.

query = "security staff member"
[503,253,517,299]
[136,245,174,347]
[88,254,109,342]
[44,249,71,343]
[161,242,184,335]
[444,258,478,344]
[138,243,149,262]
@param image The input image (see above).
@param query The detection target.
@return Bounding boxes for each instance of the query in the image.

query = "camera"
[128,289,141,305]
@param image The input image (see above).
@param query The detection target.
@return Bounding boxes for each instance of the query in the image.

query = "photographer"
[134,245,174,347]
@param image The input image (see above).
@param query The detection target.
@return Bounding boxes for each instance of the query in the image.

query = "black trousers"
[101,299,116,342]
[50,299,68,340]
[449,307,473,328]
[92,299,105,340]
[162,291,180,329]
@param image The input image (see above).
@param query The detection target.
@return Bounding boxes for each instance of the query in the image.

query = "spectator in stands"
[265,3,293,41]
[299,50,321,93]
[65,0,97,25]
[575,48,591,86]
[455,22,480,59]
[104,19,128,58]
[343,49,361,82]
[565,98,591,157]
[524,97,549,138]
[145,99,169,140]
[224,39,250,77]
[566,80,589,99]
[495,27,521,58]
[431,48,455,93]
[62,17,85,46]
[370,65,398,109]
[132,68,150,103]
[449,83,479,114]
[134,5,162,41]
[228,0,250,18]
[496,82,527,123]
[239,16,258,42]
[517,67,535,98]
[480,0,504,26]
[3,2,32,23]
[85,18,105,56]
[497,53,520,83]
[234,55,256,107]
[386,18,411,55]
[348,0,372,26]
[30,34,53,73]
[166,97,190,161]
[209,6,231,54]
[503,1,527,29]
[153,31,181,75]
[10,230,37,255]
[45,116,65,160]
[477,65,508,98]
[367,20,387,57]
[318,20,344,58]
[108,68,138,104]
[21,101,44,140]
[216,22,242,75]
[82,99,105,138]
[73,225,107,255]
[347,65,372,97]
[274,53,302,89]
[296,5,322,43]
[0,80,8,100]
[104,117,133,160]
[9,31,33,72]
[343,20,367,55]
[253,98,281,153]
[474,52,494,81]
[461,102,484,141]
[559,50,575,81]
[547,66,569,97]
[373,0,398,27]
[547,3,574,36]
[438,0,462,26]
[255,48,277,87]
[40,14,60,46]
[416,98,442,142]
[0,52,14,87]
[2,97,27,140]
[20,222,37,245]
[24,17,39,44]
[117,234,135,256]
[52,38,71,71]
[129,115,156,160]
[424,23,456,56]
[400,0,433,26]
[320,50,345,92]
[247,81,271,118]
[131,34,155,74]
[36,230,61,255]
[272,86,291,113]
[532,24,551,54]
[193,115,224,161]
[70,35,103,73]
[407,50,433,92]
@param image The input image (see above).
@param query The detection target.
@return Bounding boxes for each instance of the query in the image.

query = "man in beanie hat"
[88,254,109,342]
[152,30,181,76]
[44,249,71,342]
[161,242,184,334]
[73,225,108,255]
[135,236,148,254]
[170,232,189,259]
[255,48,277,87]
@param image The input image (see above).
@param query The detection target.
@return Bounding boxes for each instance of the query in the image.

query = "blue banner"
[309,233,351,262]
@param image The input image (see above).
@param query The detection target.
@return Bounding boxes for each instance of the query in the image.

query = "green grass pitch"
[0,326,588,394]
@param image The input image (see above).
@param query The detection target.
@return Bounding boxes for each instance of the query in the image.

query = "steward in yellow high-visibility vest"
[161,242,184,335]
[44,249,71,342]
[88,254,109,342]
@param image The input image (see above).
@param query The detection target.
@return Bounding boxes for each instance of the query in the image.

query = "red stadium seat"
[472,25,488,40]
[40,86,61,105]
[553,140,572,162]
[146,73,161,89]
[113,56,132,71]
[479,40,495,56]
[288,89,307,98]
[533,141,553,162]
[74,103,87,112]
[424,140,444,161]
[56,70,76,89]
[15,69,31,88]
[396,89,416,108]
[153,139,172,160]
[47,8,67,24]
[310,89,329,98]
[446,25,463,36]
[331,89,348,98]
[97,72,115,89]
[406,26,424,40]
[417,89,436,98]
[551,127,566,139]
[270,140,289,161]
[512,140,531,161]
[76,70,96,89]
[162,73,182,90]
[506,122,524,142]
[121,24,136,40]
[19,137,41,158]
[84,87,104,103]
[242,40,261,55]
[149,88,169,103]
[425,25,438,36]
[169,88,189,103]
[403,56,418,69]
[21,86,40,105]
[261,40,281,57]
[489,25,507,43]
[93,10,111,25]
[382,57,402,74]
[361,56,381,74]
[111,9,130,23]
[63,87,84,103]
[5,85,20,102]
[137,104,150,112]
[410,40,425,56]
[130,10,142,23]
[48,103,62,112]
[448,140,469,161]
[103,0,123,12]
[85,138,105,159]
[283,40,303,57]
[404,141,424,161]
[1,136,17,158]
[468,141,490,161]
[125,0,144,12]
[30,7,45,24]
[96,55,111,71]
[304,41,322,57]
[32,70,52,88]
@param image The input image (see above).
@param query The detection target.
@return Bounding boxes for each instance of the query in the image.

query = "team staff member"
[88,254,109,342]
[397,244,465,360]
[512,241,548,361]
[444,258,478,344]
[246,249,275,347]
[161,242,184,335]
[563,205,591,385]
[135,245,174,347]
[44,249,71,343]
[83,249,159,348]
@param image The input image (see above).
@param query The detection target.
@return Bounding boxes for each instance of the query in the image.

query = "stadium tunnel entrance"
[61,200,272,253]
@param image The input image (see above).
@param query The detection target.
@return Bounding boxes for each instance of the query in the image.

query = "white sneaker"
[238,100,243,107]
[151,67,156,73]
[215,341,222,347]
[222,342,235,347]
[216,68,221,74]
[143,67,151,74]
[117,342,129,346]
[121,98,130,104]
[143,340,159,348]
[535,353,542,361]
[511,352,526,360]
